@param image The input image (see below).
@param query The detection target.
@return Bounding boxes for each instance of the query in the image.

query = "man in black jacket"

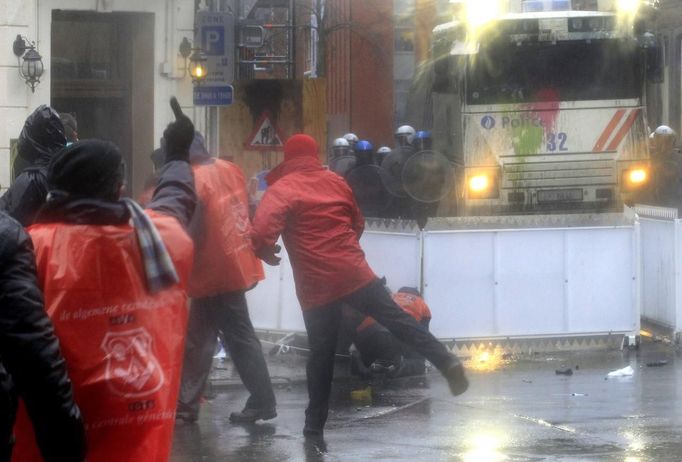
[0,211,85,462]
[0,106,66,226]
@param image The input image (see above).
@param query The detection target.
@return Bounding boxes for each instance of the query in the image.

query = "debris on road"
[606,365,634,378]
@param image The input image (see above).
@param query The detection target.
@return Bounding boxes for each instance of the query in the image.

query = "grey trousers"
[178,291,276,415]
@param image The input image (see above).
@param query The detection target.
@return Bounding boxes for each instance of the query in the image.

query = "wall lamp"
[179,37,207,85]
[13,35,44,93]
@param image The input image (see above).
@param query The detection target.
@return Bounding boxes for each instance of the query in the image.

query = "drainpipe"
[672,26,682,135]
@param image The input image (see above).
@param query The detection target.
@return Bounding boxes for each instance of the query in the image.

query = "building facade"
[1,0,200,196]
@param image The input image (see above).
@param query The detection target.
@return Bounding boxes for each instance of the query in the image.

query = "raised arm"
[146,98,197,228]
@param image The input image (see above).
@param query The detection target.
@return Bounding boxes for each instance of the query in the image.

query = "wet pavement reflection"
[171,340,682,461]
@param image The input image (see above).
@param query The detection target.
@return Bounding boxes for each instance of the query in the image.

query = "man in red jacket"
[251,134,468,437]
[177,131,276,424]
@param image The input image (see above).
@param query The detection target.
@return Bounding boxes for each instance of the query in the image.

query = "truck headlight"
[623,167,648,189]
[465,0,500,27]
[469,175,489,192]
[629,168,647,184]
[617,0,640,14]
[468,172,499,199]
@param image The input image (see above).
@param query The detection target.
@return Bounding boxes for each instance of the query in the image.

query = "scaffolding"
[236,0,296,79]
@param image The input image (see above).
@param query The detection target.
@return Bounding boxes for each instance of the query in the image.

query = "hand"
[259,244,282,266]
[163,97,194,163]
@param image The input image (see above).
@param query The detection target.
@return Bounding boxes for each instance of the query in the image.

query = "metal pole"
[288,0,295,79]
[204,0,223,157]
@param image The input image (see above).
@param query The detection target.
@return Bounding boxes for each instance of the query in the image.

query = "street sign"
[245,111,285,151]
[193,85,233,106]
[194,11,235,106]
[238,21,265,48]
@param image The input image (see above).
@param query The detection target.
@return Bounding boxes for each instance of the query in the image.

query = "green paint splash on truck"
[512,124,544,156]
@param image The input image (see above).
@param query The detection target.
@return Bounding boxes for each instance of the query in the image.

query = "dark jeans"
[302,279,458,429]
[355,319,430,375]
[355,324,402,367]
[179,291,276,415]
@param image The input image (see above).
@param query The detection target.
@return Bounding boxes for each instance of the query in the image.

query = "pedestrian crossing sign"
[245,111,285,151]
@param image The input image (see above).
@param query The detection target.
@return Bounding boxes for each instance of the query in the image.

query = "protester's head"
[17,105,66,164]
[398,287,421,297]
[59,112,78,144]
[284,134,319,162]
[48,140,124,201]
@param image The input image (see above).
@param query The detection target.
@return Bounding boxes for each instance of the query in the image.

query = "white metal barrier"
[636,205,682,336]
[423,215,640,340]
[247,243,306,332]
[359,221,422,292]
[247,213,641,347]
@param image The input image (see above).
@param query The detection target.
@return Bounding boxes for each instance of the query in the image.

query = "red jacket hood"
[266,156,323,186]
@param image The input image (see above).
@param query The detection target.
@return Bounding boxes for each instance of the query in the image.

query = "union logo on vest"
[101,328,165,398]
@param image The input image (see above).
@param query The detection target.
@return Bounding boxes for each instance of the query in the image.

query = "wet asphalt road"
[170,342,682,461]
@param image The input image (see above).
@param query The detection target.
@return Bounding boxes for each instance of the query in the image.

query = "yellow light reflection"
[469,175,490,193]
[466,346,507,372]
[465,0,500,28]
[617,0,640,14]
[615,0,640,30]
[628,169,647,185]
[463,432,508,462]
[623,430,646,452]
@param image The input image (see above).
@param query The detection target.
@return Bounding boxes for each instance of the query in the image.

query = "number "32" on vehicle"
[546,132,568,152]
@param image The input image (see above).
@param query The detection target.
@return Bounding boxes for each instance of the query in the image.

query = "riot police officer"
[354,140,374,166]
[395,125,416,149]
[414,130,433,151]
[649,125,682,209]
[331,137,352,161]
[375,146,391,166]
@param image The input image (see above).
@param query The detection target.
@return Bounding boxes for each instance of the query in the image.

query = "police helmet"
[375,146,391,165]
[654,125,677,140]
[414,130,433,151]
[355,140,374,153]
[343,133,359,148]
[354,140,374,165]
[395,125,416,147]
[332,137,351,159]
[652,125,678,156]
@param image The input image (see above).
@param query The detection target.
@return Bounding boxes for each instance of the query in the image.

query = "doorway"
[51,10,155,196]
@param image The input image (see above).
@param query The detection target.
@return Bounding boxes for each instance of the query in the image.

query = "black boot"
[444,362,469,396]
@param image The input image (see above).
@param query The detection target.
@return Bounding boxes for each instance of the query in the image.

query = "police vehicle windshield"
[466,39,643,105]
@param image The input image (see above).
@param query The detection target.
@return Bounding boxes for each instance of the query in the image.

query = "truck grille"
[503,160,616,189]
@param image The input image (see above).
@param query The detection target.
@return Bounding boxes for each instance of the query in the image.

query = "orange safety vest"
[391,292,432,322]
[12,212,193,462]
[357,292,432,332]
[189,159,264,297]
